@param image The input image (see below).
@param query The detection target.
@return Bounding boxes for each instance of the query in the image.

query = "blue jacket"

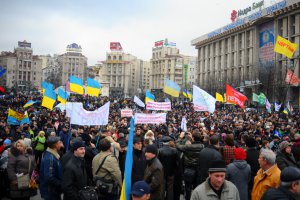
[39,148,63,199]
[59,130,69,148]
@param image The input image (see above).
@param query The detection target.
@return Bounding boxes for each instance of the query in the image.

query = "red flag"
[226,84,248,108]
[0,86,4,93]
[285,70,300,86]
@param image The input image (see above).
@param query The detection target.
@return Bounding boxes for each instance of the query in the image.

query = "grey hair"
[260,149,276,165]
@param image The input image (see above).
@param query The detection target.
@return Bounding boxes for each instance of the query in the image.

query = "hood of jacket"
[233,160,248,169]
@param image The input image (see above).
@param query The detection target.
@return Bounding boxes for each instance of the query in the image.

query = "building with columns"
[0,41,42,91]
[192,0,300,103]
[150,39,197,97]
[101,49,150,98]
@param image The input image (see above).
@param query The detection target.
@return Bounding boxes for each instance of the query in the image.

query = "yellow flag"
[216,92,224,102]
[274,35,298,58]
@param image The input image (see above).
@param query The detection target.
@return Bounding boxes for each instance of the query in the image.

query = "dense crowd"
[1,93,300,200]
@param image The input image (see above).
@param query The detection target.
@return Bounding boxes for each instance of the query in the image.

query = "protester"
[276,141,298,170]
[32,130,46,170]
[251,149,281,200]
[62,140,88,200]
[0,138,11,198]
[39,136,64,200]
[132,136,147,185]
[261,166,300,200]
[132,180,151,200]
[144,144,164,200]
[227,147,251,200]
[191,159,240,200]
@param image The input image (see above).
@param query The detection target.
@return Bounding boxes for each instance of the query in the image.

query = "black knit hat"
[72,140,85,151]
[208,160,227,173]
[145,144,158,156]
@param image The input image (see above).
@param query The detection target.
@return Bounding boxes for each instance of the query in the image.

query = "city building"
[0,40,42,91]
[41,43,88,88]
[192,0,300,103]
[101,43,150,98]
[150,39,197,98]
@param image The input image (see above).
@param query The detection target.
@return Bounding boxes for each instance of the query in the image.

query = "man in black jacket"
[176,130,204,200]
[198,134,222,184]
[132,137,147,184]
[62,140,89,200]
[158,136,178,200]
[262,166,300,200]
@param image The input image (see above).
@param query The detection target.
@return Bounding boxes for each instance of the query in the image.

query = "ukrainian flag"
[187,91,193,101]
[120,118,135,200]
[7,109,30,125]
[86,78,101,97]
[70,76,84,95]
[42,81,53,94]
[145,90,155,104]
[41,88,56,110]
[183,89,192,101]
[163,79,180,97]
[57,88,69,104]
[23,100,37,108]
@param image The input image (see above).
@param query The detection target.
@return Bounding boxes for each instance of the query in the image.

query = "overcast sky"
[0,0,278,65]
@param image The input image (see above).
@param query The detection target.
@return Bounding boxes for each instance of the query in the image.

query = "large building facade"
[150,40,197,95]
[192,0,300,103]
[101,51,150,97]
[41,43,88,88]
[0,41,42,91]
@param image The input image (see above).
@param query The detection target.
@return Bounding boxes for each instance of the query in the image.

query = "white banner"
[146,102,171,111]
[66,102,83,117]
[70,102,110,125]
[121,109,133,117]
[193,104,209,112]
[134,113,167,124]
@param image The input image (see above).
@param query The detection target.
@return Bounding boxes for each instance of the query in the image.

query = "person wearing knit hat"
[227,148,251,200]
[72,140,85,153]
[276,141,298,171]
[262,166,300,199]
[144,144,164,199]
[191,159,240,200]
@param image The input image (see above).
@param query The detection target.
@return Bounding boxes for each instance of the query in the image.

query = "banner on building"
[146,102,171,111]
[258,21,275,67]
[134,113,167,124]
[121,109,133,117]
[285,70,300,85]
[110,42,123,51]
[70,102,110,126]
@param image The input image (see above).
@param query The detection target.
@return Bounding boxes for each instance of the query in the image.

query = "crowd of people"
[1,92,300,200]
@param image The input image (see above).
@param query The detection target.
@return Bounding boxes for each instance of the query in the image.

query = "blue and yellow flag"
[7,109,30,125]
[41,81,53,94]
[41,88,56,110]
[70,76,84,95]
[57,88,69,104]
[183,89,192,101]
[145,90,155,104]
[23,100,37,108]
[120,118,135,200]
[86,78,101,97]
[163,79,180,97]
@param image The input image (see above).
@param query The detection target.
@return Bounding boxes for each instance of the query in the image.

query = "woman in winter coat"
[276,141,298,170]
[227,147,251,200]
[7,139,36,200]
[32,130,46,170]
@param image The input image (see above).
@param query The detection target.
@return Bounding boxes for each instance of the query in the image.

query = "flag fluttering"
[86,77,101,97]
[163,79,180,97]
[69,76,84,95]
[145,90,155,104]
[57,88,69,104]
[226,84,248,108]
[275,102,282,112]
[23,100,37,108]
[193,85,216,113]
[41,88,56,110]
[274,35,298,58]
[252,93,259,102]
[216,92,224,102]
[134,96,145,107]
[7,109,30,125]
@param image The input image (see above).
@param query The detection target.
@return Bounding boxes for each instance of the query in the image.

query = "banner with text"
[146,102,171,111]
[134,113,167,124]
[70,102,110,125]
[121,109,133,117]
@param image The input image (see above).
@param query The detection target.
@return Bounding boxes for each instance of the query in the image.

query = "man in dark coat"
[62,140,89,200]
[176,130,204,200]
[132,136,147,184]
[262,166,300,200]
[158,136,178,200]
[144,144,164,200]
[198,134,222,184]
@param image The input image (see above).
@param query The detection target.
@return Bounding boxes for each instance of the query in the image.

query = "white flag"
[275,102,281,112]
[193,85,216,113]
[134,96,145,107]
[181,116,187,132]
